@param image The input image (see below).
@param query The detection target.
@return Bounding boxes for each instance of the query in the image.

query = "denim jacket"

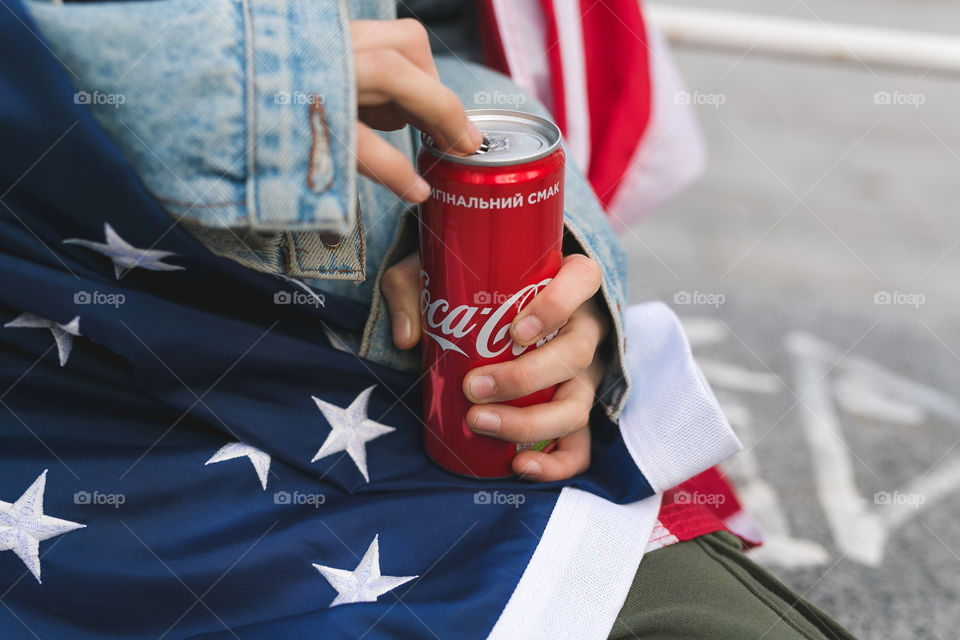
[25,0,632,419]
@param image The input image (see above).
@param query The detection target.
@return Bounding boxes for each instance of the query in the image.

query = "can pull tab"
[476,133,509,155]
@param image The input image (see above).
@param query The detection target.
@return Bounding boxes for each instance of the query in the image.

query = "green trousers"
[609,532,858,640]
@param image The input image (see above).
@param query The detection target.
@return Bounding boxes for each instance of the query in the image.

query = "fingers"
[356,122,431,202]
[465,344,602,483]
[468,341,604,483]
[351,18,439,79]
[463,306,604,403]
[380,252,422,349]
[354,48,482,154]
[352,19,436,133]
[481,362,602,482]
[351,18,481,197]
[512,424,591,481]
[511,254,604,346]
[466,363,598,443]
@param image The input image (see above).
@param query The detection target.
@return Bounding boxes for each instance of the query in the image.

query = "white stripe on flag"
[488,489,662,640]
[491,0,553,113]
[618,302,742,492]
[552,0,592,171]
[607,22,706,227]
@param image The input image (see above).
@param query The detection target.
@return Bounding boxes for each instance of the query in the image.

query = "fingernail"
[467,121,483,147]
[468,375,495,400]
[392,311,411,344]
[520,460,542,478]
[514,315,543,344]
[412,177,431,201]
[472,410,500,434]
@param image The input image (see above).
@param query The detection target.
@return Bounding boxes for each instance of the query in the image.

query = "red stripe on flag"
[478,0,510,76]
[579,0,652,205]
[537,0,568,136]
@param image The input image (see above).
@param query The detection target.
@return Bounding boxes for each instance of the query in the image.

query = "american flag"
[0,1,737,637]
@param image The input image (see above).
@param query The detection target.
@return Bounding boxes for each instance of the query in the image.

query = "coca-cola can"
[417,109,565,478]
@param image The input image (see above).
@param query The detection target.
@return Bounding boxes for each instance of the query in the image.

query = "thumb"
[380,251,422,349]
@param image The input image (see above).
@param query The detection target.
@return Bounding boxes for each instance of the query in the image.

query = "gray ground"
[622,2,960,638]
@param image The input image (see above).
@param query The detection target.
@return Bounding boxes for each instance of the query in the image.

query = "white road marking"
[787,332,960,566]
[700,359,784,394]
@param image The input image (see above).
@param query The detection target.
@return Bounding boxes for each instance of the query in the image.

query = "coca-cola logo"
[420,271,557,358]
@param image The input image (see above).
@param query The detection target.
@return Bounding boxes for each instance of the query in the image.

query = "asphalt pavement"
[621,3,960,637]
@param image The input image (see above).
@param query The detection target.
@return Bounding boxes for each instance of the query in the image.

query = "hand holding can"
[381,110,608,481]
[416,110,565,477]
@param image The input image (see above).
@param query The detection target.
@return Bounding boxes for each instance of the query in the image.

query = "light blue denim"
[27,0,357,234]
[24,0,632,418]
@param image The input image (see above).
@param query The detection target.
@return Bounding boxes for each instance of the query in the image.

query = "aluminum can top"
[420,109,562,167]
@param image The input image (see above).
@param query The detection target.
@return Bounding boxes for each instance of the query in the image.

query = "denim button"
[321,231,342,249]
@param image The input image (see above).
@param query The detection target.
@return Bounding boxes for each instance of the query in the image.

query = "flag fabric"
[479,0,707,229]
[0,2,739,637]
[480,1,757,549]
[646,467,764,553]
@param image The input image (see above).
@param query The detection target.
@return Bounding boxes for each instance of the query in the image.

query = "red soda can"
[417,109,565,478]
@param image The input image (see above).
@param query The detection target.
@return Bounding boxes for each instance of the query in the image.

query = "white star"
[205,442,272,490]
[64,222,185,279]
[4,313,81,366]
[0,470,85,583]
[311,386,394,482]
[313,534,417,607]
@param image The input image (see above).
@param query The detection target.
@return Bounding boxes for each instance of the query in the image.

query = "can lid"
[420,109,562,166]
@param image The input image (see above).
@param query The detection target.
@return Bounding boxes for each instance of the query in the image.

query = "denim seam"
[361,265,389,360]
[245,0,354,232]
[307,97,334,193]
[333,0,352,227]
[562,215,630,421]
[241,0,258,227]
[157,198,246,209]
[285,214,365,276]
[288,236,363,274]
